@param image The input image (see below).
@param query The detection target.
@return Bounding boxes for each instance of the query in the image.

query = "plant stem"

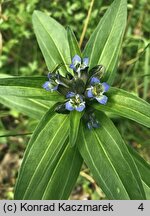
[143,42,149,100]
[124,0,137,37]
[79,0,95,48]
[0,132,32,138]
[0,4,2,55]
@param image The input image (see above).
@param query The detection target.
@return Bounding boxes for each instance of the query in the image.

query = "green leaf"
[32,11,71,76]
[14,108,81,199]
[143,183,150,199]
[0,96,51,120]
[15,108,66,199]
[128,145,150,189]
[0,77,63,101]
[128,146,150,199]
[69,111,82,147]
[77,111,145,199]
[42,145,83,199]
[0,76,46,87]
[93,88,150,128]
[67,26,81,59]
[83,0,127,84]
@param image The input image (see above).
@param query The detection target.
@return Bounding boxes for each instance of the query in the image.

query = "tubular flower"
[69,54,88,75]
[86,77,110,105]
[43,73,68,92]
[42,81,58,92]
[65,92,85,112]
[42,73,59,92]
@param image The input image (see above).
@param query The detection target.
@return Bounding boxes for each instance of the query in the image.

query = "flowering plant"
[0,0,150,200]
[42,54,110,130]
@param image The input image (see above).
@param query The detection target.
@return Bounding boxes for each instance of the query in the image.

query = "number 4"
[138,203,144,211]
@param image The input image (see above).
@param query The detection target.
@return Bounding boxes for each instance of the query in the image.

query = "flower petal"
[65,101,74,111]
[42,81,51,91]
[102,82,110,92]
[66,92,75,98]
[96,95,108,105]
[75,103,85,112]
[83,57,89,66]
[72,55,81,64]
[87,88,93,98]
[69,63,75,70]
[52,85,58,91]
[90,77,100,85]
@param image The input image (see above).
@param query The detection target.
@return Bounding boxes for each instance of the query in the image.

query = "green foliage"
[0,0,42,75]
[0,0,103,76]
[67,26,81,59]
[83,0,127,84]
[78,112,145,199]
[32,11,71,76]
[14,108,82,199]
[0,76,63,100]
[128,145,150,199]
[69,111,82,147]
[0,96,50,120]
[93,87,150,128]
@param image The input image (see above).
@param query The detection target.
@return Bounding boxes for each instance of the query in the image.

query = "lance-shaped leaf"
[32,11,71,76]
[15,109,82,200]
[0,74,49,122]
[93,87,150,128]
[14,108,82,199]
[14,108,67,199]
[69,111,82,147]
[0,96,51,120]
[128,146,150,199]
[83,0,127,84]
[128,145,150,197]
[0,77,63,101]
[143,183,150,199]
[67,26,81,59]
[42,145,83,199]
[77,111,145,199]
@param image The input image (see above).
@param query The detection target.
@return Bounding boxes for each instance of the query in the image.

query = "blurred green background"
[0,0,150,200]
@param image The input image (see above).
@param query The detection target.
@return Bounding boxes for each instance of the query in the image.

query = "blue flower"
[65,92,85,112]
[70,55,89,74]
[42,81,58,92]
[43,72,68,92]
[42,56,110,128]
[42,73,59,92]
[86,77,110,105]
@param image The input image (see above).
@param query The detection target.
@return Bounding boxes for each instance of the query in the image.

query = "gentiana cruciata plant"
[42,54,110,129]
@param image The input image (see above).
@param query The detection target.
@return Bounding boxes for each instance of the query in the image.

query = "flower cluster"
[43,54,110,129]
